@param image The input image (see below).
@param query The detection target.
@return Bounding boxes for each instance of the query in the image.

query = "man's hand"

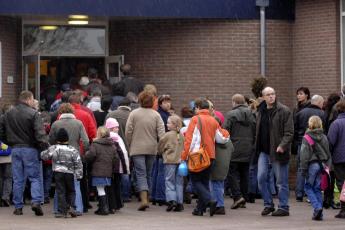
[276,146,284,153]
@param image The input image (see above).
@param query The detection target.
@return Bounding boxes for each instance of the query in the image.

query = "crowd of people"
[0,68,344,222]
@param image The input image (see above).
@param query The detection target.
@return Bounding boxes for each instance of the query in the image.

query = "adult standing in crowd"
[0,91,49,216]
[125,91,165,211]
[327,99,345,219]
[294,95,325,202]
[256,87,293,217]
[120,64,144,96]
[223,94,256,209]
[181,98,229,216]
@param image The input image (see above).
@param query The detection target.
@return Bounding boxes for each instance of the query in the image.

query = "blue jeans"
[151,157,166,201]
[304,162,322,211]
[248,163,259,195]
[295,144,305,198]
[43,164,53,199]
[164,164,183,204]
[12,147,43,209]
[132,155,155,192]
[54,178,83,214]
[121,174,131,200]
[210,180,224,207]
[257,152,289,211]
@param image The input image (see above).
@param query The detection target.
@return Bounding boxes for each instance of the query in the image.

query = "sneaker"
[335,210,345,219]
[192,209,203,216]
[173,204,184,212]
[261,207,275,216]
[214,207,226,215]
[208,201,217,217]
[31,203,44,216]
[312,209,323,221]
[166,201,177,212]
[68,208,78,218]
[231,197,246,209]
[272,208,289,217]
[13,208,23,215]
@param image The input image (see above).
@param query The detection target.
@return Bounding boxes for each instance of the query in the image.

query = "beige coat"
[125,108,165,156]
[158,131,184,164]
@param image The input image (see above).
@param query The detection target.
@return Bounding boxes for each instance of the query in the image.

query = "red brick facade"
[293,0,341,101]
[110,19,293,114]
[0,17,22,106]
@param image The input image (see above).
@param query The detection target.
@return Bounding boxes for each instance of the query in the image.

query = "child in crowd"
[300,116,331,221]
[41,128,83,218]
[105,118,130,212]
[85,127,119,215]
[158,115,185,212]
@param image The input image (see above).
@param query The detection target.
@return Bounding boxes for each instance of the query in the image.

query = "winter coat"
[294,104,325,145]
[41,144,83,179]
[0,103,48,150]
[158,106,170,132]
[106,106,131,150]
[181,110,230,161]
[49,113,89,153]
[300,128,331,171]
[87,96,101,112]
[71,103,97,141]
[85,137,119,178]
[210,141,234,181]
[255,101,294,164]
[328,113,345,164]
[158,130,184,164]
[125,107,165,156]
[223,105,256,163]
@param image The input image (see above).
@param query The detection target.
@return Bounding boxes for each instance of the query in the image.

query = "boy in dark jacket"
[41,128,83,218]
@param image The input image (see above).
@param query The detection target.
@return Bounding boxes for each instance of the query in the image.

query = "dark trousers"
[107,173,123,211]
[54,172,75,214]
[334,163,345,209]
[228,162,249,200]
[190,165,212,211]
[80,161,89,211]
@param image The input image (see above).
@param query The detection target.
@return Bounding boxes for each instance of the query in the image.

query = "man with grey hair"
[256,87,293,217]
[294,94,325,202]
[223,94,256,210]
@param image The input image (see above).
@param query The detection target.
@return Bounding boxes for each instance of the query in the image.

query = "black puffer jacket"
[0,103,48,149]
[85,137,119,177]
[223,105,256,162]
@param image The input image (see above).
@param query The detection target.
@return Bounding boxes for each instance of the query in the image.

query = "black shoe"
[1,199,11,207]
[69,208,78,218]
[208,201,217,217]
[214,207,226,215]
[272,208,289,217]
[95,196,109,216]
[296,197,303,202]
[192,209,203,216]
[231,197,246,209]
[13,208,23,215]
[44,197,50,204]
[173,204,184,212]
[261,207,275,216]
[335,210,345,219]
[166,201,177,212]
[55,212,67,218]
[332,202,341,210]
[31,203,44,216]
[87,203,93,209]
[312,209,323,221]
[247,194,255,203]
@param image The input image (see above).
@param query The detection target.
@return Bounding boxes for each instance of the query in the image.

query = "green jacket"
[210,141,234,181]
[300,128,331,171]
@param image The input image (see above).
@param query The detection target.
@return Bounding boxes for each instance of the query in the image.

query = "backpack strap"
[197,116,204,147]
[304,134,315,146]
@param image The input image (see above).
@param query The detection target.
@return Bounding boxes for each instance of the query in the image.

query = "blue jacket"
[328,113,345,163]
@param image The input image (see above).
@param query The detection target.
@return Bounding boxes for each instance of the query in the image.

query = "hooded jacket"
[299,128,331,171]
[328,113,345,163]
[223,104,256,162]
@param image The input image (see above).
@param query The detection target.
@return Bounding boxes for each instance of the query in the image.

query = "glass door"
[105,55,124,85]
[23,55,40,101]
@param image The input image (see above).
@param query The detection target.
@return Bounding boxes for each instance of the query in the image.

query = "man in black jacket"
[223,94,256,209]
[256,87,293,217]
[0,91,49,216]
[294,95,324,201]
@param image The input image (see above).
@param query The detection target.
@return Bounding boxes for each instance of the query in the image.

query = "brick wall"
[110,19,293,114]
[293,0,340,100]
[0,16,22,106]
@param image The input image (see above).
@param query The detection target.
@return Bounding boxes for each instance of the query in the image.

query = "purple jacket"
[328,113,345,163]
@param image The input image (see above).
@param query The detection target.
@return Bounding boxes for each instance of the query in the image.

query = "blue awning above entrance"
[0,0,294,20]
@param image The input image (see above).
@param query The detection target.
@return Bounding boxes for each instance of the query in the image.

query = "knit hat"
[214,110,225,125]
[105,118,119,129]
[56,128,69,143]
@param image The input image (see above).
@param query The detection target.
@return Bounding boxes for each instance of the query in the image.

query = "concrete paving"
[0,194,344,230]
